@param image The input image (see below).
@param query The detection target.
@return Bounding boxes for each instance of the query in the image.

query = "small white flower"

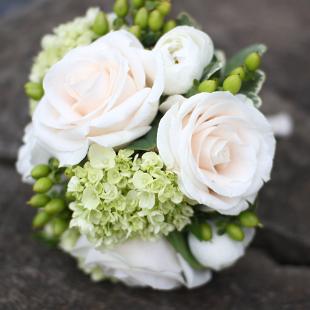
[154,26,214,95]
[157,92,276,215]
[33,30,164,166]
[188,226,255,271]
[63,235,212,290]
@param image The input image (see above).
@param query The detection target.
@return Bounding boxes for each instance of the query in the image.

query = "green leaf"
[201,54,225,81]
[223,44,267,77]
[127,114,161,151]
[176,12,201,28]
[245,92,262,108]
[167,231,205,270]
[241,70,266,95]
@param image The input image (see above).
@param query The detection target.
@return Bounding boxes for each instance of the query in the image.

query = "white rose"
[188,226,255,271]
[33,30,164,166]
[154,26,214,95]
[16,123,51,183]
[65,235,212,290]
[157,92,276,215]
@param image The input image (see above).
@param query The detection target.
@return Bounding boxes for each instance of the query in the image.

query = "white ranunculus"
[64,235,212,290]
[16,123,51,183]
[157,92,276,215]
[188,226,255,271]
[154,26,214,95]
[33,30,164,166]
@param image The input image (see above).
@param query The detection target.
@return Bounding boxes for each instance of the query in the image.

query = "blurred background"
[0,0,310,309]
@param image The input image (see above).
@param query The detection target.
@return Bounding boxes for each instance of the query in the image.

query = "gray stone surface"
[1,0,310,308]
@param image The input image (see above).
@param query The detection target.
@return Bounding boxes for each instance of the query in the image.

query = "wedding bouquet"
[17,0,276,290]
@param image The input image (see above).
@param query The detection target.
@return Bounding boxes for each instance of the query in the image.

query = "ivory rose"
[154,26,214,95]
[63,234,212,290]
[33,30,164,166]
[157,92,276,215]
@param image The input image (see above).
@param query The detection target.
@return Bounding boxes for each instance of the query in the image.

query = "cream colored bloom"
[157,92,276,215]
[33,30,164,166]
[154,26,214,95]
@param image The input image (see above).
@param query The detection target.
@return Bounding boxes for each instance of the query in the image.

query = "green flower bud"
[28,194,50,208]
[163,19,176,33]
[157,1,171,16]
[44,198,66,215]
[92,11,109,36]
[198,80,218,93]
[31,164,50,179]
[245,52,261,71]
[24,82,44,101]
[134,8,148,29]
[131,0,144,9]
[223,74,242,94]
[230,66,245,80]
[48,158,59,170]
[33,177,53,193]
[32,211,50,228]
[52,218,68,237]
[148,10,164,32]
[239,210,259,228]
[129,25,142,38]
[226,223,245,241]
[113,0,129,18]
[113,17,125,30]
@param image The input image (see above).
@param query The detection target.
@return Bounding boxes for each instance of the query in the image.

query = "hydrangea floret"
[66,145,194,248]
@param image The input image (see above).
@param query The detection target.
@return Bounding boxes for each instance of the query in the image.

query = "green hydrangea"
[66,145,193,248]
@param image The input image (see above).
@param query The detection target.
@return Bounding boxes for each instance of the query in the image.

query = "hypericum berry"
[198,80,218,93]
[223,74,242,94]
[157,1,171,16]
[131,0,144,9]
[129,25,142,38]
[148,10,164,32]
[239,210,259,228]
[226,223,245,241]
[52,218,68,237]
[113,0,129,18]
[32,211,50,228]
[230,66,245,80]
[163,19,176,33]
[92,11,109,36]
[134,8,148,29]
[31,164,50,179]
[245,52,261,71]
[28,194,50,208]
[33,177,53,193]
[199,223,213,241]
[44,198,66,215]
[24,82,44,100]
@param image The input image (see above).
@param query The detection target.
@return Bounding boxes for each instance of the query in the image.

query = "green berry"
[32,211,50,228]
[52,218,68,237]
[129,25,141,38]
[92,11,109,36]
[28,194,50,208]
[198,80,218,93]
[65,192,75,203]
[200,223,213,241]
[31,164,50,179]
[131,0,144,9]
[33,177,53,193]
[245,52,261,71]
[134,8,148,29]
[239,210,259,228]
[163,19,176,33]
[113,0,129,18]
[223,74,242,94]
[157,1,171,16]
[230,66,245,80]
[24,82,44,101]
[148,10,164,32]
[113,17,125,30]
[44,198,66,215]
[226,223,245,241]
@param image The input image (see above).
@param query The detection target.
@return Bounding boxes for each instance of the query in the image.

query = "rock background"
[0,0,310,309]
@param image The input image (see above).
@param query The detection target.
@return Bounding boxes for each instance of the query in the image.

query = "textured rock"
[1,0,310,308]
